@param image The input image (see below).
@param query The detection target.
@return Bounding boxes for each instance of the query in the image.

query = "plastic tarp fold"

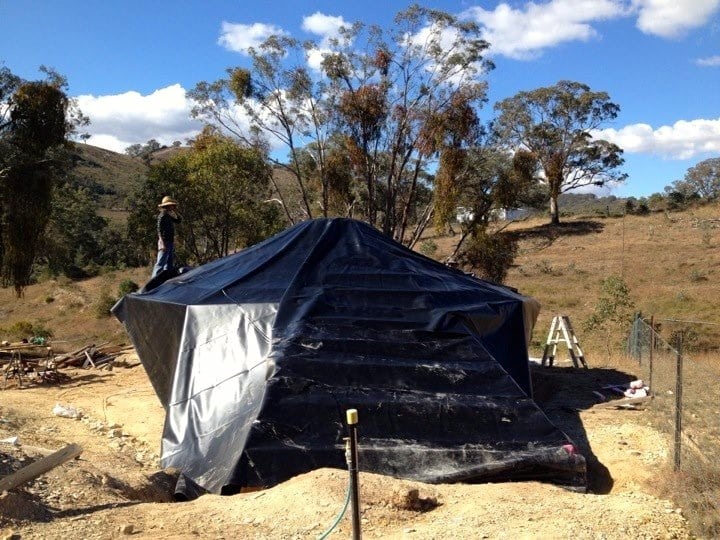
[112,218,585,497]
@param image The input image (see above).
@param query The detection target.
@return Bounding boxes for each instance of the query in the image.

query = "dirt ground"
[0,353,690,540]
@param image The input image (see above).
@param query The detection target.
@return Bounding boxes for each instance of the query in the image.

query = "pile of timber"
[53,343,135,370]
[1,342,136,389]
[0,342,54,360]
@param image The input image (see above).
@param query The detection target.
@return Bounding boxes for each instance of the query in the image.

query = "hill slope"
[2,204,720,352]
[69,143,148,209]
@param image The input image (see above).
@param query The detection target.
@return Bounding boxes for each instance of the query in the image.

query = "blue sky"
[1,0,719,197]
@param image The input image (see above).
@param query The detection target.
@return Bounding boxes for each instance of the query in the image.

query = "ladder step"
[541,316,587,368]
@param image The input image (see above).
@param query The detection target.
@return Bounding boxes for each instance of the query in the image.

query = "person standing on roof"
[151,196,182,279]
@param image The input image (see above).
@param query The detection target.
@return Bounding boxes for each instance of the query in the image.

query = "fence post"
[649,315,654,394]
[673,334,683,472]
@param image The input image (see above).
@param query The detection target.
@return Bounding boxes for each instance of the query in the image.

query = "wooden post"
[648,315,654,394]
[0,443,83,492]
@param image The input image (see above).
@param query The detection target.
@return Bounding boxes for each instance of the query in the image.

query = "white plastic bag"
[53,402,82,419]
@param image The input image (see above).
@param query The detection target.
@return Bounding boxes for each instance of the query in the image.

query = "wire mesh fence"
[627,316,719,533]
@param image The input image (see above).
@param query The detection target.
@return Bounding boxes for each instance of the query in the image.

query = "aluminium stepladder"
[540,315,588,368]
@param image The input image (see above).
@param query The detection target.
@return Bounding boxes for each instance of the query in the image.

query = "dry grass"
[427,205,720,357]
[0,266,150,351]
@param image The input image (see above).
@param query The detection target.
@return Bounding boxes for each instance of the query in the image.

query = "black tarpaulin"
[112,218,586,496]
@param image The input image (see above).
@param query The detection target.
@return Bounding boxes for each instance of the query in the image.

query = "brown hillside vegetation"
[71,144,148,211]
[504,206,720,354]
[2,205,720,538]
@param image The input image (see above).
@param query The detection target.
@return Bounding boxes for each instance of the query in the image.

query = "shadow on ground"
[531,363,637,494]
[507,220,605,250]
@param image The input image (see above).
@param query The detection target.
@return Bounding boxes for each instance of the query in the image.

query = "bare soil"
[0,354,690,540]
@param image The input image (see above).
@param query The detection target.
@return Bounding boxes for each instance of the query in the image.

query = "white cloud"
[463,0,720,59]
[301,12,352,71]
[218,22,287,54]
[631,0,720,38]
[302,12,350,45]
[696,55,720,66]
[595,117,720,159]
[463,0,627,59]
[305,47,329,73]
[75,84,203,153]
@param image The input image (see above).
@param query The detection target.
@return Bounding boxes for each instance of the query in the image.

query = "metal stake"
[346,409,362,540]
[674,335,683,471]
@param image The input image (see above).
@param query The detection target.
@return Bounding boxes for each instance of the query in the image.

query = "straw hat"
[158,196,178,208]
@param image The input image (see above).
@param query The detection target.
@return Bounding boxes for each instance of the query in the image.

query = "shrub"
[460,231,517,283]
[94,293,117,319]
[418,240,438,258]
[584,275,636,334]
[118,279,140,297]
[30,324,53,339]
[689,269,707,282]
[6,321,33,338]
[0,320,54,340]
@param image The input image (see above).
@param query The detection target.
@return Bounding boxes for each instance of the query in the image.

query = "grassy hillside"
[70,143,148,209]
[417,204,720,356]
[2,203,719,358]
[511,207,720,354]
[8,142,720,354]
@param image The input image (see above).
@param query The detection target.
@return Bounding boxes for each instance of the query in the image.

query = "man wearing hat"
[151,196,182,279]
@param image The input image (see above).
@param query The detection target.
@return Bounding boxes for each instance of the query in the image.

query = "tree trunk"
[550,195,560,225]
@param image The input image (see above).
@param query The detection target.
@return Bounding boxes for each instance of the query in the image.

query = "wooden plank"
[0,443,83,492]
[83,350,96,369]
[593,396,651,409]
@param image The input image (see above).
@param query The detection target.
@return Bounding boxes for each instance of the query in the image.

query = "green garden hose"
[317,481,352,539]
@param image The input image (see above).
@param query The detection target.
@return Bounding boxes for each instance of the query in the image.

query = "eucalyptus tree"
[189,5,493,244]
[667,157,720,201]
[494,80,626,224]
[321,5,492,242]
[189,36,332,223]
[0,67,86,293]
[446,147,539,282]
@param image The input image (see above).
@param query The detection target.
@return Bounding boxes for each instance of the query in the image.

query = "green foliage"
[93,292,117,318]
[668,157,720,200]
[118,279,139,297]
[646,193,667,212]
[127,131,284,266]
[624,197,651,215]
[584,275,636,334]
[189,6,493,241]
[451,147,542,237]
[125,139,162,161]
[460,231,517,283]
[0,320,53,340]
[44,183,109,277]
[30,323,53,339]
[0,68,83,294]
[494,80,626,224]
[665,190,693,210]
[418,239,438,257]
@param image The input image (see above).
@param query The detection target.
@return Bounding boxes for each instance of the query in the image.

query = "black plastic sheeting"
[112,218,586,497]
